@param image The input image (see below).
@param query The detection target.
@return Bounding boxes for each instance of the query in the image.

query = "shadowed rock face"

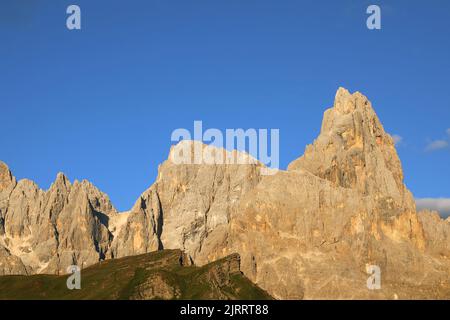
[1,88,449,300]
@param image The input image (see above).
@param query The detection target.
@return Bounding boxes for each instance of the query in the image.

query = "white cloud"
[425,139,448,152]
[425,128,450,152]
[391,134,403,145]
[416,198,450,218]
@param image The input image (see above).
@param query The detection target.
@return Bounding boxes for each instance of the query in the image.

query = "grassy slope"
[0,250,272,300]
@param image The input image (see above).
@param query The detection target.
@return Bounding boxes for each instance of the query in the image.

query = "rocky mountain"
[1,87,449,299]
[0,163,115,275]
[418,210,450,256]
[226,89,449,299]
[108,141,264,265]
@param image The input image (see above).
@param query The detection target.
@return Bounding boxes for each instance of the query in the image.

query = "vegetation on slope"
[0,250,272,300]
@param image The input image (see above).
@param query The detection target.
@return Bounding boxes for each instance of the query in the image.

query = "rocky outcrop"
[0,142,264,276]
[111,141,264,264]
[108,188,162,259]
[224,88,447,299]
[0,162,16,237]
[1,88,449,300]
[418,210,450,256]
[0,165,116,275]
[109,88,449,299]
[227,170,444,299]
[129,252,241,300]
[0,245,28,275]
[288,88,414,210]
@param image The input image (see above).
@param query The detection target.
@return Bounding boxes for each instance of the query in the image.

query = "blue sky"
[0,0,449,214]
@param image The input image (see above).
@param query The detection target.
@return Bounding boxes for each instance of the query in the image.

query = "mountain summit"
[1,88,449,299]
[289,87,410,205]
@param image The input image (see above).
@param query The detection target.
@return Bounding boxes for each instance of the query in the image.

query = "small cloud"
[425,140,449,152]
[391,134,403,145]
[425,128,450,152]
[416,198,450,218]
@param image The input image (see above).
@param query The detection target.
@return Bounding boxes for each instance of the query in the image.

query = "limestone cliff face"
[108,88,449,299]
[108,188,162,259]
[288,88,413,209]
[227,171,440,299]
[1,88,449,300]
[0,143,263,275]
[0,164,116,275]
[0,162,16,237]
[0,245,27,275]
[418,210,450,256]
[225,89,445,299]
[110,141,264,264]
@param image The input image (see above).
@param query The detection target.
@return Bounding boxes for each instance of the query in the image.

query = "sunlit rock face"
[288,87,412,208]
[226,88,446,299]
[110,141,264,265]
[0,165,116,275]
[1,88,449,300]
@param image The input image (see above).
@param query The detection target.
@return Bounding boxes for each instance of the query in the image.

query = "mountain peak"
[289,89,411,208]
[50,172,71,191]
[333,87,371,115]
[55,171,68,182]
[1,89,449,300]
[0,161,16,192]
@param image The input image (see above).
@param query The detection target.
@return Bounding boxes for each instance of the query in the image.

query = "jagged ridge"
[1,88,449,299]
